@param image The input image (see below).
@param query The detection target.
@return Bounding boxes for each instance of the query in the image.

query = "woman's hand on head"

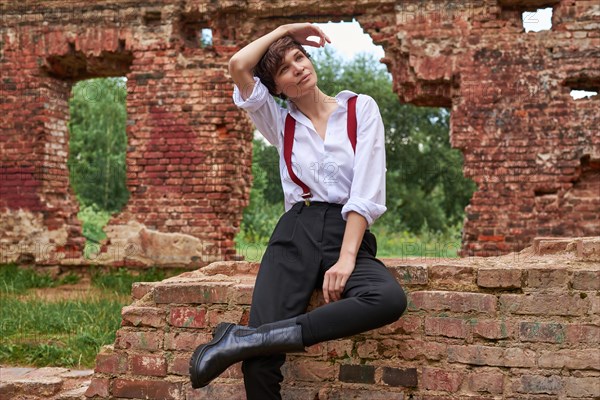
[282,23,331,48]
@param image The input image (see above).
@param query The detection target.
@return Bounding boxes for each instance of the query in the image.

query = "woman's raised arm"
[228,23,331,101]
[228,26,288,101]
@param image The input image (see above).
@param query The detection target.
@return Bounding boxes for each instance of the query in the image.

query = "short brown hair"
[253,35,312,101]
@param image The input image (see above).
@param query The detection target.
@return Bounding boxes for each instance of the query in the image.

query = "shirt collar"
[285,90,358,128]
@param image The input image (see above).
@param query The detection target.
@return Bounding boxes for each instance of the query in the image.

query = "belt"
[292,201,344,214]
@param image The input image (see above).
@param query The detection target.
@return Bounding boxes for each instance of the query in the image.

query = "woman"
[189,22,407,399]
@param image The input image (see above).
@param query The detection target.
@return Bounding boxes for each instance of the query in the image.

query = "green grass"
[371,222,462,258]
[0,264,183,368]
[0,296,125,368]
[234,222,462,262]
[0,264,83,295]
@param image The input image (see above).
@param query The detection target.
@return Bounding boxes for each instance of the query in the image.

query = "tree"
[68,77,129,212]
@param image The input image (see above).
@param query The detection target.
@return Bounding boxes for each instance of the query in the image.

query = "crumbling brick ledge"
[85,237,599,400]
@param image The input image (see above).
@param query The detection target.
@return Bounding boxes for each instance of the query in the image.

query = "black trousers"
[242,201,407,399]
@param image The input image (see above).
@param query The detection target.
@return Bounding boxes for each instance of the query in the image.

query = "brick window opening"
[564,76,600,100]
[179,11,212,49]
[200,28,213,48]
[570,89,598,100]
[143,10,162,25]
[563,155,600,237]
[68,77,130,258]
[522,7,553,32]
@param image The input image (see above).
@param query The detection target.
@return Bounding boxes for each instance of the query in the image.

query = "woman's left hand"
[323,257,356,303]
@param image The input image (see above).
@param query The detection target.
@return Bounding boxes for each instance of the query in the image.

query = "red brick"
[538,349,600,370]
[282,359,337,382]
[169,307,207,328]
[429,264,476,289]
[385,339,446,361]
[303,341,325,357]
[500,293,590,316]
[376,314,422,335]
[422,367,464,392]
[572,270,600,290]
[229,283,254,305]
[381,367,418,387]
[350,335,377,357]
[131,282,158,300]
[279,386,320,400]
[565,324,599,344]
[168,355,190,376]
[420,397,458,400]
[514,375,562,395]
[121,306,167,328]
[448,345,535,368]
[184,382,247,400]
[388,265,428,285]
[220,363,244,380]
[468,371,504,394]
[478,235,504,242]
[477,268,522,289]
[592,294,600,315]
[317,387,403,400]
[472,319,513,339]
[525,268,569,288]
[115,330,162,351]
[533,238,573,255]
[84,377,110,398]
[409,291,497,314]
[164,331,212,351]
[205,308,245,327]
[519,321,566,343]
[564,377,600,398]
[576,238,600,262]
[130,354,167,377]
[113,379,182,400]
[94,351,127,374]
[339,364,375,384]
[324,340,353,359]
[153,282,231,304]
[425,317,470,338]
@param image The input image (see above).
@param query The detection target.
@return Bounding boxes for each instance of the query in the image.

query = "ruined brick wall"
[1,1,254,266]
[85,237,600,399]
[1,0,598,266]
[370,0,599,256]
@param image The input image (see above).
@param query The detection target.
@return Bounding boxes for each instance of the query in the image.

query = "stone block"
[477,268,522,289]
[339,364,375,384]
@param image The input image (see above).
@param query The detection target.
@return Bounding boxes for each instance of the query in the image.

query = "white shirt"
[232,76,387,228]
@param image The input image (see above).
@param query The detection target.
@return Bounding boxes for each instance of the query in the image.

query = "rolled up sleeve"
[232,76,284,148]
[341,95,387,228]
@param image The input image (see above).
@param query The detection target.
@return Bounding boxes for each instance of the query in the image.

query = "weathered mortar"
[85,236,600,399]
[1,0,599,265]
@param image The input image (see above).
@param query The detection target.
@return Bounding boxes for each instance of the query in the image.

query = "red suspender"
[283,114,312,203]
[284,95,358,206]
[347,95,358,153]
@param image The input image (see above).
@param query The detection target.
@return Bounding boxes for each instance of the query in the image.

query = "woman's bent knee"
[382,282,407,321]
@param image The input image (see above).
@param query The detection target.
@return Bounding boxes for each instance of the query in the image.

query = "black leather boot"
[189,317,305,389]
